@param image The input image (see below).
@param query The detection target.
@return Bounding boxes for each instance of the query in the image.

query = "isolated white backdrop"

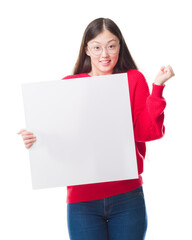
[0,0,191,239]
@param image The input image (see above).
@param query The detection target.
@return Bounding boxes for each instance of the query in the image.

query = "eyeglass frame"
[86,41,120,56]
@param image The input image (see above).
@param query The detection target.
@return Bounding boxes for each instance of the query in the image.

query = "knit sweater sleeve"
[129,70,166,142]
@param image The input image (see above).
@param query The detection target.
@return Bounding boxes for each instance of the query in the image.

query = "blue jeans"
[67,186,147,240]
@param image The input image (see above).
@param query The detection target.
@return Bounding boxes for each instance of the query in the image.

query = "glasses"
[87,42,120,56]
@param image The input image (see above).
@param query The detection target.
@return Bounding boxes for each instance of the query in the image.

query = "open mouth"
[100,60,111,65]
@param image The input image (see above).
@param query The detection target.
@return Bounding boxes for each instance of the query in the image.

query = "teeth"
[101,61,110,63]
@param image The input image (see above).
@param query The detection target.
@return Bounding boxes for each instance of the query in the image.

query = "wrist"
[154,79,165,86]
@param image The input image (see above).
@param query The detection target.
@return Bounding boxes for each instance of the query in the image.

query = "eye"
[108,44,115,49]
[94,46,101,51]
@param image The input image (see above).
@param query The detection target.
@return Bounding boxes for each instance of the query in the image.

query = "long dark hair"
[73,18,138,75]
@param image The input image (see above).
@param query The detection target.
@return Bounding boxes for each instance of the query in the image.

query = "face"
[85,30,120,76]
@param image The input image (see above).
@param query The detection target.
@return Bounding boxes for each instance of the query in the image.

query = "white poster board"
[22,73,138,189]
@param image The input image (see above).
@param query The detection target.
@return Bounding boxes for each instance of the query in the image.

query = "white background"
[0,0,191,239]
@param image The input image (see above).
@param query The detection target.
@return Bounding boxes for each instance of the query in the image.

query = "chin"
[99,66,114,75]
[92,62,117,75]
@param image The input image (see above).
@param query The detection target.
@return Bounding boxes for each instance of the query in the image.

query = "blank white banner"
[22,73,138,189]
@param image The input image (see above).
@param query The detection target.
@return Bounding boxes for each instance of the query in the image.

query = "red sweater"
[62,69,166,203]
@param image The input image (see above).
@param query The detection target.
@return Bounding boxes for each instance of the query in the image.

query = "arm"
[132,66,175,142]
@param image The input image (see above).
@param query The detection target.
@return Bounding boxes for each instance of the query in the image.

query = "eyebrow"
[91,39,118,44]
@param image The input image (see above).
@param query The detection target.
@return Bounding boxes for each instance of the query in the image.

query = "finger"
[167,65,173,70]
[22,132,36,138]
[22,131,33,135]
[24,139,36,145]
[160,66,165,71]
[21,131,34,136]
[22,134,35,141]
[25,137,36,142]
[18,129,34,137]
[17,129,27,134]
[169,66,175,76]
[23,135,36,141]
[167,65,175,74]
[25,143,33,149]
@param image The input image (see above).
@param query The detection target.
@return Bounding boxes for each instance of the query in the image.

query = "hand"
[18,129,36,149]
[154,65,175,85]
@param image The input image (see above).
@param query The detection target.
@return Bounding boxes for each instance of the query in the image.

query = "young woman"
[18,18,175,240]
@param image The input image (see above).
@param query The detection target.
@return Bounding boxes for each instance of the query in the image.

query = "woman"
[18,18,175,240]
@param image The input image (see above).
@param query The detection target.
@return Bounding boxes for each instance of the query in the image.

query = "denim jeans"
[67,186,147,240]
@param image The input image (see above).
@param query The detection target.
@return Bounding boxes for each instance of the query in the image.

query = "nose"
[101,46,109,57]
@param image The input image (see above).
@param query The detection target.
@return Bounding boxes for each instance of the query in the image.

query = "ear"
[85,46,91,57]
